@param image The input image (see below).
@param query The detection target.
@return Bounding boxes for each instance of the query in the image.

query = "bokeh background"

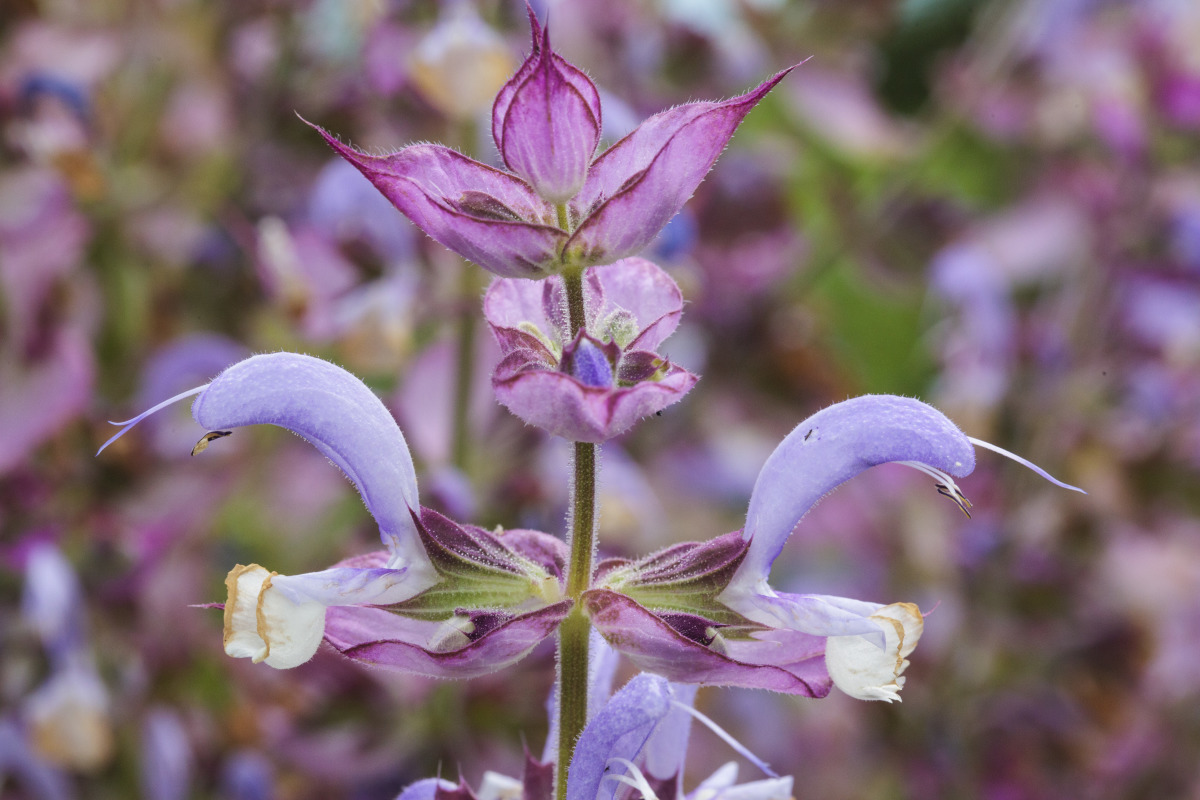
[3,0,1200,797]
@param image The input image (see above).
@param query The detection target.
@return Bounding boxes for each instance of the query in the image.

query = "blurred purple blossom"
[140,709,191,800]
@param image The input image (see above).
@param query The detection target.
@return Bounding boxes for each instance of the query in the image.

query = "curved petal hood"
[192,353,433,584]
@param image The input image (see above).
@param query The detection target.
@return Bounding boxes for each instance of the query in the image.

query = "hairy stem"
[555,259,596,800]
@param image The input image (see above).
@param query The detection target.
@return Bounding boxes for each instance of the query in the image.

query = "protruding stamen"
[899,461,973,518]
[97,385,207,455]
[967,436,1087,494]
[668,700,778,778]
[603,758,659,800]
[191,430,232,456]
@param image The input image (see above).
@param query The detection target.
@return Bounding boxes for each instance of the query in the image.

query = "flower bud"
[564,336,614,389]
[493,17,601,202]
[223,564,326,669]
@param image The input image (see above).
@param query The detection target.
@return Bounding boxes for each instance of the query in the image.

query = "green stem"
[451,264,478,471]
[561,267,586,336]
[555,258,596,800]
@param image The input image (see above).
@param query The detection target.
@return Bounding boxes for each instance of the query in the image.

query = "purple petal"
[565,337,614,388]
[730,395,975,591]
[324,600,570,679]
[310,124,567,278]
[584,590,830,696]
[483,275,563,355]
[641,683,697,784]
[732,592,890,646]
[492,354,696,442]
[565,69,793,266]
[566,673,673,800]
[589,259,683,351]
[396,778,457,800]
[191,354,432,583]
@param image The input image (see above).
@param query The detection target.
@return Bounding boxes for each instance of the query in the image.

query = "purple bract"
[309,11,793,278]
[484,258,697,442]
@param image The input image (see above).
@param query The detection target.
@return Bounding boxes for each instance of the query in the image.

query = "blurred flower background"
[2,0,1199,797]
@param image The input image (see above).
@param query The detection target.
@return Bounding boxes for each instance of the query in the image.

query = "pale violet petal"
[566,674,673,800]
[705,776,795,800]
[729,395,975,593]
[394,778,457,800]
[191,353,433,586]
[642,683,698,783]
[271,567,422,607]
[733,592,888,649]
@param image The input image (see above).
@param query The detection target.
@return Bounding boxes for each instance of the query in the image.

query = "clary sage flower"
[484,257,697,441]
[310,11,793,278]
[585,395,1085,701]
[100,358,1081,702]
[99,353,570,677]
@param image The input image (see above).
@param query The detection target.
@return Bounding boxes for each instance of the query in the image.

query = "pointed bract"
[563,70,793,267]
[310,126,567,279]
[314,12,794,276]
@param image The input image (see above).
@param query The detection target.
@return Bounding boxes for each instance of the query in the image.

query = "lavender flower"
[99,353,569,677]
[310,10,793,278]
[587,396,1085,701]
[484,257,697,441]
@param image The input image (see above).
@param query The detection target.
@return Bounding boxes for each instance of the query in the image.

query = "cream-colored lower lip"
[255,570,280,663]
[223,564,252,650]
[223,563,276,660]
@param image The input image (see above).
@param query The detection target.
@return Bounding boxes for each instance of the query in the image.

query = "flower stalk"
[556,239,597,800]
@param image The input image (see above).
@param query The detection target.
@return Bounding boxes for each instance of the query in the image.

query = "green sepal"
[595,531,754,628]
[386,508,562,620]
